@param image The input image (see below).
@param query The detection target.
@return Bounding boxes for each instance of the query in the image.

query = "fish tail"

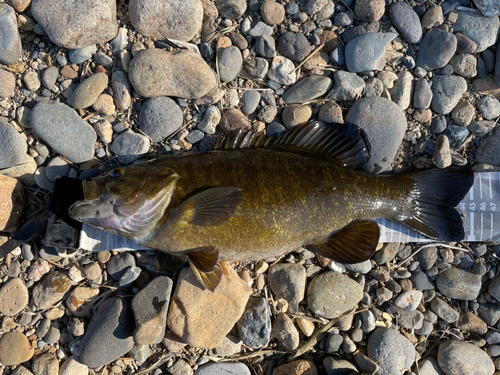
[399,166,474,241]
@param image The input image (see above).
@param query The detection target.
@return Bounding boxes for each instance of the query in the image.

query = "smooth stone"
[411,270,435,290]
[330,45,345,66]
[438,340,494,375]
[278,32,312,62]
[413,79,433,109]
[341,21,379,45]
[69,45,97,64]
[255,34,276,59]
[0,4,22,64]
[364,77,383,98]
[328,70,365,101]
[468,120,496,137]
[318,101,343,123]
[260,1,285,25]
[389,71,413,110]
[68,73,108,109]
[334,11,354,26]
[496,38,500,86]
[66,286,100,318]
[241,90,260,115]
[109,130,151,165]
[478,96,500,120]
[80,297,135,368]
[33,272,73,310]
[389,2,422,44]
[453,11,500,52]
[422,6,444,29]
[219,46,242,82]
[269,264,306,308]
[354,0,384,22]
[129,49,216,99]
[345,260,372,274]
[430,75,467,115]
[488,276,500,303]
[31,0,117,49]
[229,32,247,50]
[0,117,27,169]
[0,278,29,316]
[395,290,423,311]
[107,252,136,280]
[0,332,34,365]
[23,71,41,92]
[132,276,173,345]
[449,54,477,78]
[345,33,397,73]
[30,101,97,163]
[306,0,329,15]
[111,70,132,110]
[129,0,203,42]
[436,268,482,300]
[456,33,478,54]
[451,100,475,126]
[434,134,452,169]
[167,263,251,349]
[417,357,444,375]
[307,271,363,319]
[367,328,415,375]
[244,56,269,79]
[219,108,251,132]
[118,266,141,288]
[237,297,271,349]
[430,297,459,323]
[271,313,300,350]
[282,76,332,104]
[42,66,59,91]
[323,357,357,375]
[416,29,457,70]
[45,157,70,182]
[345,97,407,173]
[282,104,312,128]
[0,69,15,97]
[59,356,89,375]
[473,0,500,16]
[267,56,296,85]
[397,308,424,330]
[139,96,183,142]
[215,0,247,20]
[248,21,273,37]
[476,126,500,165]
[196,362,250,375]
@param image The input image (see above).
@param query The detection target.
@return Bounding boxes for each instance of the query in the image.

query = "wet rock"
[129,49,216,99]
[139,96,183,142]
[271,313,300,350]
[389,2,422,44]
[453,11,500,52]
[416,29,457,71]
[33,272,73,309]
[278,32,312,62]
[345,33,396,73]
[436,268,482,300]
[282,76,332,104]
[328,70,365,101]
[0,117,27,169]
[110,130,151,165]
[367,328,415,375]
[0,4,22,64]
[431,75,467,115]
[438,340,494,375]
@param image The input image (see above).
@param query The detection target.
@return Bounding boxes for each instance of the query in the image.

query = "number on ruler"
[491,202,497,212]
[458,203,466,212]
[470,202,476,211]
[480,202,487,211]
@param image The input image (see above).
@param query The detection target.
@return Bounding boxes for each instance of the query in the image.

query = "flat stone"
[367,328,415,375]
[282,76,332,104]
[32,353,58,375]
[0,117,27,169]
[0,278,29,316]
[416,29,457,70]
[0,69,15,98]
[456,310,488,334]
[31,0,117,49]
[196,362,251,375]
[0,4,22,64]
[69,45,96,64]
[215,0,247,20]
[476,126,500,166]
[139,96,183,142]
[130,0,203,42]
[109,130,151,165]
[438,340,494,375]
[129,49,216,99]
[389,2,422,44]
[167,262,251,349]
[389,71,413,110]
[453,11,500,52]
[255,34,276,59]
[345,33,396,73]
[271,313,300,350]
[69,73,108,109]
[131,276,173,345]
[328,70,365,101]
[59,356,89,375]
[273,360,317,375]
[345,97,407,173]
[33,272,73,309]
[436,268,482,300]
[0,332,34,366]
[318,101,343,123]
[80,297,135,368]
[241,90,260,115]
[268,56,296,85]
[430,75,467,115]
[278,32,312,62]
[30,101,97,163]
[219,108,251,132]
[219,46,242,82]
[110,70,131,110]
[269,264,306,309]
[413,79,433,110]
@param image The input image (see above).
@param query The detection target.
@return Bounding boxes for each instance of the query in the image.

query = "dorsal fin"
[212,121,369,168]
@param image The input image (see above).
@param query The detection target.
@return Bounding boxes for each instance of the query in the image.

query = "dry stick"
[203,349,286,363]
[294,43,326,72]
[397,242,472,267]
[135,353,175,375]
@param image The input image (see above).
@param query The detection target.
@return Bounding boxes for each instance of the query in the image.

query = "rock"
[0,117,27,170]
[334,11,354,26]
[323,357,357,375]
[59,356,88,375]
[436,268,482,300]
[413,80,433,110]
[476,127,500,165]
[69,45,97,64]
[129,0,203,42]
[229,32,247,50]
[411,270,435,290]
[212,335,241,357]
[31,0,117,49]
[111,70,132,110]
[196,362,251,375]
[42,66,59,91]
[307,271,363,319]
[456,310,488,334]
[167,262,250,349]
[131,276,173,345]
[0,332,34,365]
[237,297,271,349]
[430,297,459,323]
[255,34,276,58]
[215,0,246,19]
[417,357,444,375]
[139,96,183,143]
[473,0,500,16]
[107,253,136,280]
[397,307,424,330]
[198,105,221,134]
[453,11,500,52]
[389,71,413,110]
[389,2,422,44]
[282,76,332,104]
[92,94,115,115]
[219,108,251,132]
[271,313,300,350]
[66,287,100,318]
[80,297,135,368]
[24,71,41,92]
[367,328,415,375]
[456,33,478,54]
[268,56,296,85]
[318,101,343,123]
[434,134,452,169]
[478,96,500,120]
[219,46,242,82]
[33,272,73,309]
[0,69,15,98]
[346,97,407,173]
[241,90,261,115]
[438,340,494,375]
[306,0,328,15]
[451,101,475,126]
[468,120,496,137]
[354,0,384,22]
[273,360,317,375]
[0,278,29,316]
[68,73,109,109]
[416,29,457,70]
[278,32,312,62]
[244,56,269,79]
[32,354,58,375]
[30,101,97,163]
[345,33,397,73]
[282,105,312,128]
[430,75,467,115]
[260,1,285,25]
[129,49,216,99]
[0,4,22,64]
[168,359,193,375]
[394,290,423,311]
[328,71,365,101]
[449,54,477,78]
[110,130,151,165]
[422,6,444,29]
[269,264,306,309]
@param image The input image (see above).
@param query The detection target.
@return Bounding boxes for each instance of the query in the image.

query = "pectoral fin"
[181,187,243,226]
[307,220,380,264]
[187,247,223,291]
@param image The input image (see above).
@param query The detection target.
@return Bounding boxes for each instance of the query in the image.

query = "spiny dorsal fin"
[212,121,369,168]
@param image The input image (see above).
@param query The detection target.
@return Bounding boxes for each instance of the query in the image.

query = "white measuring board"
[79,172,500,251]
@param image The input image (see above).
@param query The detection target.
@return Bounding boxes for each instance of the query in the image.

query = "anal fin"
[307,220,380,264]
[187,247,223,291]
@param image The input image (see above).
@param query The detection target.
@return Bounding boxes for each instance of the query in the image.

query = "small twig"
[204,349,284,363]
[397,243,472,267]
[135,353,175,375]
[294,43,326,72]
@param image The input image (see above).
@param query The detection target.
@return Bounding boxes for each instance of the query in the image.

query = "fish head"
[69,166,179,239]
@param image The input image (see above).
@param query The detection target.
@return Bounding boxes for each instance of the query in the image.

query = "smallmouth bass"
[69,122,474,290]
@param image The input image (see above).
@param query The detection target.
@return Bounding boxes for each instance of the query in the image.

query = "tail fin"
[400,166,474,241]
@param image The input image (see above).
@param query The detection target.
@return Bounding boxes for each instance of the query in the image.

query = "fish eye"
[111,170,122,179]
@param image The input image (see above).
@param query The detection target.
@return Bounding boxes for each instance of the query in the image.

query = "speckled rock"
[0,278,29,316]
[0,4,22,64]
[389,2,422,44]
[431,75,467,115]
[215,0,246,19]
[237,297,271,349]
[0,332,34,365]
[367,328,416,375]
[109,129,151,165]
[416,29,457,70]
[196,362,251,375]
[139,96,183,142]
[438,340,494,375]
[0,117,27,169]
[269,264,306,309]
[345,33,396,73]
[453,11,500,52]
[274,360,317,375]
[328,70,365,101]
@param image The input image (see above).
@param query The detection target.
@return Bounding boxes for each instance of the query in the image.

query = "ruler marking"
[489,173,493,199]
[480,175,483,200]
[481,213,484,241]
[491,213,494,241]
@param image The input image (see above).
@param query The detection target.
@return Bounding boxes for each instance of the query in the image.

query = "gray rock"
[69,45,97,64]
[43,326,60,344]
[323,357,358,375]
[266,121,286,137]
[197,105,221,134]
[30,101,97,163]
[478,302,500,326]
[389,71,413,110]
[478,96,500,120]
[325,332,343,352]
[80,297,135,368]
[438,340,495,375]
[244,57,269,79]
[451,101,475,126]
[430,75,467,115]
[139,96,183,142]
[342,21,380,45]
[131,276,173,345]
[415,321,434,336]
[416,29,457,70]
[111,70,132,110]
[248,21,273,38]
[449,54,477,78]
[215,0,246,19]
[118,266,141,287]
[364,77,383,98]
[68,73,109,109]
[476,126,500,166]
[389,2,422,44]
[282,76,332,104]
[453,11,500,53]
[241,90,260,115]
[186,129,204,143]
[107,253,136,281]
[468,120,496,137]
[267,56,296,85]
[345,33,397,73]
[33,272,73,309]
[334,11,354,26]
[306,0,328,15]
[418,357,445,375]
[0,69,15,98]
[496,40,500,86]
[473,0,500,16]
[45,157,70,181]
[345,260,372,274]
[0,4,22,64]
[436,268,482,300]
[255,34,276,59]
[196,362,251,375]
[271,313,299,350]
[31,0,117,49]
[219,46,243,82]
[269,264,306,309]
[42,67,59,91]
[411,270,435,290]
[129,0,203,42]
[488,276,500,303]
[94,52,113,67]
[345,97,407,173]
[430,297,459,323]
[397,308,424,330]
[278,32,312,62]
[129,49,216,99]
[330,45,345,66]
[416,246,438,271]
[444,124,469,148]
[0,117,27,169]
[307,271,363,319]
[434,134,452,169]
[110,129,151,164]
[237,297,271,349]
[328,70,365,101]
[367,328,416,375]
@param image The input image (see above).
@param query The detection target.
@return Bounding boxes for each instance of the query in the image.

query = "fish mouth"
[69,200,99,220]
